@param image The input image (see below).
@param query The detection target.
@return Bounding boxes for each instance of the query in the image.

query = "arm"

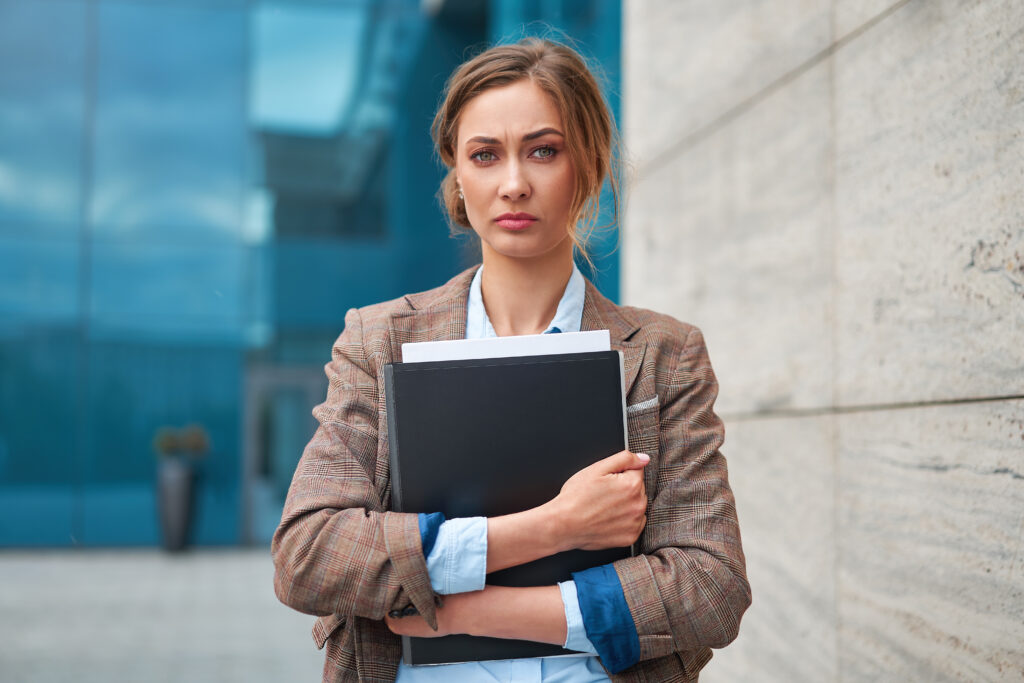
[271,308,440,628]
[414,449,651,597]
[605,325,751,662]
[387,585,568,645]
[416,449,651,596]
[486,449,651,572]
[393,451,651,647]
[385,577,601,655]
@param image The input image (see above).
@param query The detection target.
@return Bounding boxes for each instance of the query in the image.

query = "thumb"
[596,450,650,474]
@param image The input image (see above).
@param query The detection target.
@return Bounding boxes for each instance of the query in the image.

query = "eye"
[530,145,557,159]
[470,150,497,163]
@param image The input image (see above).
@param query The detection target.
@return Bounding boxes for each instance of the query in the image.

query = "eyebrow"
[465,128,564,146]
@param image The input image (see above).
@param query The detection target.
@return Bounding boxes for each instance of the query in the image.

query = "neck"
[479,241,574,337]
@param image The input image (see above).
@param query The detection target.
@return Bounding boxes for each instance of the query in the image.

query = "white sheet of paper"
[401,329,611,363]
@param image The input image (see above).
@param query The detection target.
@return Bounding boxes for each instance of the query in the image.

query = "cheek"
[553,167,577,212]
[462,181,484,214]
[464,166,498,195]
[459,177,490,230]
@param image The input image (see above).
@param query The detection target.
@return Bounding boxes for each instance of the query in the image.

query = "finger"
[627,469,645,498]
[595,450,650,474]
[626,452,650,472]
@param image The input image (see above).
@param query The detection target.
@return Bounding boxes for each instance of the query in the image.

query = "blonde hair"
[431,37,622,267]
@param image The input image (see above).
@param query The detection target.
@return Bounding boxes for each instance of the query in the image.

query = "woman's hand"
[384,593,467,638]
[385,607,454,638]
[549,450,649,551]
[484,451,650,574]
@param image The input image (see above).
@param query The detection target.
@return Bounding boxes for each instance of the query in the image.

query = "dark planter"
[158,457,195,551]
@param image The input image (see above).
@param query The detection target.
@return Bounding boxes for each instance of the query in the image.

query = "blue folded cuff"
[571,563,640,674]
[419,516,488,594]
[417,512,446,558]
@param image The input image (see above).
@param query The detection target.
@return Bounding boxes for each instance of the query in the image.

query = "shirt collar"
[466,263,585,340]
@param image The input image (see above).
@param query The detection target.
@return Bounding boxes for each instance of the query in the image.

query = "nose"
[499,160,530,200]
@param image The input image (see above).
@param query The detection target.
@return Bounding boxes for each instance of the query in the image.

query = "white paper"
[401,329,610,363]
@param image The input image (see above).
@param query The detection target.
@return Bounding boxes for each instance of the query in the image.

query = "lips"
[495,212,537,231]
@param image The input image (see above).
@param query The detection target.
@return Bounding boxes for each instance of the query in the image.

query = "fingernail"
[636,453,650,462]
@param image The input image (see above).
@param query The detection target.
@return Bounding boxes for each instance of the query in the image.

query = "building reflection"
[0,0,621,547]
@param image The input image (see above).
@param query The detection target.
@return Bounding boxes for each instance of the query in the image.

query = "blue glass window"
[0,332,81,545]
[89,238,248,344]
[0,0,86,232]
[0,236,80,325]
[91,2,248,242]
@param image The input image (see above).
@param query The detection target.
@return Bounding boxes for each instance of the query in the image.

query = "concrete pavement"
[0,548,323,682]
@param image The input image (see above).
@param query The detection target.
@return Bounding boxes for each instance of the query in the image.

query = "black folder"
[384,350,630,666]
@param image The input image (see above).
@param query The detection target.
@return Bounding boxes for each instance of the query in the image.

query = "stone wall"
[621,1,1024,680]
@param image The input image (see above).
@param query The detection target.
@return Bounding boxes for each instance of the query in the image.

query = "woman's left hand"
[385,597,461,638]
[385,612,450,638]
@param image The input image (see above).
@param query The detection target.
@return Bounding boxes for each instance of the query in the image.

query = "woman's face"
[454,79,576,263]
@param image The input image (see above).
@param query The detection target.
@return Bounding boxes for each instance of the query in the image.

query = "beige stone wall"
[621,1,1024,680]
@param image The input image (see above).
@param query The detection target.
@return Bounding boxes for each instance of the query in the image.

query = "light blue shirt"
[396,263,609,683]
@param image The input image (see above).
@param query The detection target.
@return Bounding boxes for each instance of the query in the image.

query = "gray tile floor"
[0,549,324,682]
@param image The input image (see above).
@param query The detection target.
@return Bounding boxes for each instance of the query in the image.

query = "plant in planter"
[153,423,209,551]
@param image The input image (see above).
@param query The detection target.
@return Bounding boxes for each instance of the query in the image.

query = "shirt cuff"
[417,512,446,558]
[420,516,487,595]
[572,563,640,674]
[557,580,599,654]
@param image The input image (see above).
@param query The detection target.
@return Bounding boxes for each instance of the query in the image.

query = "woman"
[272,38,750,683]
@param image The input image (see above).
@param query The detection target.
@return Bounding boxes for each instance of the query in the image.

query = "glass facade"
[0,0,621,547]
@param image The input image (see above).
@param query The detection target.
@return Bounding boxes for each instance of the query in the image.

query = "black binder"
[384,350,630,666]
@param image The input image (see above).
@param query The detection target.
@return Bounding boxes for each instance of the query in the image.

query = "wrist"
[454,585,567,644]
[443,590,482,637]
[535,498,574,554]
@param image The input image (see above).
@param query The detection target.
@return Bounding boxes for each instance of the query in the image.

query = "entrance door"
[241,366,325,545]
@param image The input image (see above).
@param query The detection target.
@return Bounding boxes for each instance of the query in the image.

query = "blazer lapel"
[386,267,646,399]
[386,266,476,362]
[581,280,646,400]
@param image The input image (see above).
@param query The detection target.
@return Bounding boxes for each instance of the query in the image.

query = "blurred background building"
[0,0,621,549]
[2,0,1023,681]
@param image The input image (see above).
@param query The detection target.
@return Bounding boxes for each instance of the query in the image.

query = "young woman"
[272,38,750,683]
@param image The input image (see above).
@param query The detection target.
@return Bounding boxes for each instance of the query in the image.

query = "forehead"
[457,79,562,144]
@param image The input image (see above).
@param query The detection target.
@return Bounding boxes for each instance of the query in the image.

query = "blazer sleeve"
[271,307,440,629]
[612,324,752,661]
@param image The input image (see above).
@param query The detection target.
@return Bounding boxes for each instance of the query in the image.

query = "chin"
[480,229,571,262]
[485,238,565,262]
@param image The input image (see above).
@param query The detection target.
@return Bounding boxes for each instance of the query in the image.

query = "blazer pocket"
[626,396,658,416]
[626,396,660,458]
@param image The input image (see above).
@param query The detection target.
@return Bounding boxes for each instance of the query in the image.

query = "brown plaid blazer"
[271,265,751,682]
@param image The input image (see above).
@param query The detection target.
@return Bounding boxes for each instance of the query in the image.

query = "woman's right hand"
[548,450,650,551]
